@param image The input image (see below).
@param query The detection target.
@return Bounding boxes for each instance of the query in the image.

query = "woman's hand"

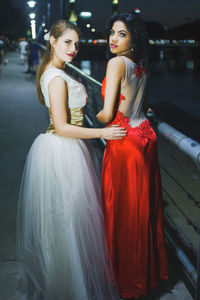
[102,125,127,140]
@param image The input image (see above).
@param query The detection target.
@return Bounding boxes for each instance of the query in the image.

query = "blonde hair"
[36,20,80,105]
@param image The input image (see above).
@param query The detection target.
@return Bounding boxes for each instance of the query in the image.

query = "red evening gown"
[101,56,168,299]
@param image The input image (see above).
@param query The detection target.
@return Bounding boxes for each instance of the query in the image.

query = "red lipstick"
[110,43,118,49]
[67,53,75,58]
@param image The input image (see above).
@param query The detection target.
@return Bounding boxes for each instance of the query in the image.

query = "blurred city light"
[79,11,92,18]
[29,13,36,19]
[148,39,197,46]
[135,8,140,13]
[80,61,91,76]
[42,23,46,27]
[27,1,36,8]
[86,24,91,28]
[31,19,36,39]
[44,32,50,41]
[44,29,48,33]
[69,0,77,23]
[91,28,96,32]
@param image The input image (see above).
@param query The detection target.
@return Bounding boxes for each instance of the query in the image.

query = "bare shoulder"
[107,56,125,68]
[107,56,125,76]
[49,75,67,90]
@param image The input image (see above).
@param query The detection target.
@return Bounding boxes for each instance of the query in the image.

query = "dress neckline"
[42,66,78,83]
[120,55,136,65]
[44,66,65,73]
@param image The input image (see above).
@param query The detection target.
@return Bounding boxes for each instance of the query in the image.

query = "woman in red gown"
[97,12,168,299]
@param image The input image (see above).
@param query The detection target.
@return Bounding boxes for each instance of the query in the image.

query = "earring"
[131,47,133,52]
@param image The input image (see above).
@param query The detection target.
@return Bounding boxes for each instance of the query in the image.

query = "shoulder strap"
[42,68,66,89]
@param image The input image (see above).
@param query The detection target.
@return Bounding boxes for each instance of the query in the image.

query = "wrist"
[99,128,104,139]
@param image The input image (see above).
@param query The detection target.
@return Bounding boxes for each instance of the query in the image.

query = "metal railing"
[65,61,200,300]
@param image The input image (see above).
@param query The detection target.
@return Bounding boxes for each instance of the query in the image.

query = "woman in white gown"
[16,20,126,300]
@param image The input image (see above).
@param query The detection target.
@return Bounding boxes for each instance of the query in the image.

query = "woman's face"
[51,28,79,63]
[109,21,132,55]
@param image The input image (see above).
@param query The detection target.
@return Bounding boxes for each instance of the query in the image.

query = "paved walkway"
[0,51,194,299]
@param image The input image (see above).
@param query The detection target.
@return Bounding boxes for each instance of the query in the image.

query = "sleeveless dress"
[16,67,120,300]
[101,56,168,299]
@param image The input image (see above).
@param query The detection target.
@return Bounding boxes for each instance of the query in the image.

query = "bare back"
[118,56,147,128]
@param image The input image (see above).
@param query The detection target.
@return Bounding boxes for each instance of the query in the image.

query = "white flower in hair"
[44,32,50,41]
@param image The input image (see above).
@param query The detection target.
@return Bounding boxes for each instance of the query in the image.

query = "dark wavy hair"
[106,12,149,67]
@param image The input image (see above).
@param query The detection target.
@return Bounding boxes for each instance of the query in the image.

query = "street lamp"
[31,19,36,39]
[112,0,118,15]
[27,1,36,8]
[79,11,92,39]
[29,13,36,19]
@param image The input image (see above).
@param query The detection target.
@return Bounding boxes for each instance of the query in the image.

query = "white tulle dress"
[16,67,119,300]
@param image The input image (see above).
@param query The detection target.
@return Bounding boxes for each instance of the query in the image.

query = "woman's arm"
[48,76,126,140]
[96,56,125,124]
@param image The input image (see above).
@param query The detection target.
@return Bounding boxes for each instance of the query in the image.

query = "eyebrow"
[65,39,80,43]
[111,28,127,33]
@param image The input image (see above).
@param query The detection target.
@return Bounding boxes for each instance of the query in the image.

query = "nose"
[70,43,76,53]
[111,33,118,42]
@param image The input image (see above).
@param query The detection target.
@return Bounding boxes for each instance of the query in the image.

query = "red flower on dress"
[133,65,146,78]
[137,120,154,139]
[119,94,126,106]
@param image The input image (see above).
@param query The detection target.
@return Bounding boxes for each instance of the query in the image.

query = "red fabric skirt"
[101,112,168,299]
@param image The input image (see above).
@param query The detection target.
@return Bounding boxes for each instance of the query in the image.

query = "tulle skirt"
[16,133,119,300]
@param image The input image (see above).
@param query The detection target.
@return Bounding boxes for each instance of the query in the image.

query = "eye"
[110,29,114,36]
[119,32,126,37]
[65,40,71,45]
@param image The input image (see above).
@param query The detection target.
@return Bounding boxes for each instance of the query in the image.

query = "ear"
[50,36,55,47]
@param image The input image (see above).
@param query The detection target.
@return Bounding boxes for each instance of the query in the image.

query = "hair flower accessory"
[44,32,50,41]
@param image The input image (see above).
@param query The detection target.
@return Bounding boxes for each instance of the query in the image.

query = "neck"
[116,48,133,59]
[50,57,65,70]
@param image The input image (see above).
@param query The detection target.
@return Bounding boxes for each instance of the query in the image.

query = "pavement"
[0,51,195,299]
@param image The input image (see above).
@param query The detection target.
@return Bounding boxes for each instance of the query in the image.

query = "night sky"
[65,0,200,30]
[3,0,200,35]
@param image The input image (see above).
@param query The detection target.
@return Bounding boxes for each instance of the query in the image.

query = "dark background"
[0,0,200,40]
